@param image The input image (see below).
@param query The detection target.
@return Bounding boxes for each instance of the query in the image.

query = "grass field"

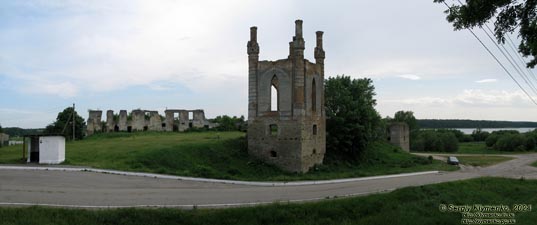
[0,131,457,181]
[457,155,514,167]
[1,177,536,225]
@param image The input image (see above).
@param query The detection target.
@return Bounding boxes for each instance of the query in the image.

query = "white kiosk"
[24,135,65,164]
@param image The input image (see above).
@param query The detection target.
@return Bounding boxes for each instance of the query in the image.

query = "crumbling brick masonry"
[247,20,326,173]
[86,109,213,135]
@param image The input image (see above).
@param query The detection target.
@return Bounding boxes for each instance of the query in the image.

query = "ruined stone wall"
[106,110,114,132]
[148,111,162,131]
[389,122,410,152]
[87,108,212,135]
[119,110,127,131]
[0,133,9,147]
[247,20,326,173]
[86,110,102,135]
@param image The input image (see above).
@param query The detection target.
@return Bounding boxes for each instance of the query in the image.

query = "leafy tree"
[393,111,418,132]
[435,0,537,68]
[411,130,459,152]
[325,75,382,161]
[0,124,3,133]
[471,128,490,142]
[44,107,86,140]
[210,115,246,131]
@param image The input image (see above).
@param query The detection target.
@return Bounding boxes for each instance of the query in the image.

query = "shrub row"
[411,130,459,152]
[485,130,537,151]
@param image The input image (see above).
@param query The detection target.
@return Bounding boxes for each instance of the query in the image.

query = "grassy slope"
[0,132,456,181]
[1,177,536,225]
[457,155,514,167]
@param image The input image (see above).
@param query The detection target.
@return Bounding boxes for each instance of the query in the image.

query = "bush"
[410,130,459,152]
[494,134,527,151]
[471,129,490,142]
[485,133,500,147]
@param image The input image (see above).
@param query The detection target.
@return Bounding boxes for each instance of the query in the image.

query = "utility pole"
[72,103,75,141]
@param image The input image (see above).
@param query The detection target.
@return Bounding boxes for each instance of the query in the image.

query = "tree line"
[417,119,537,129]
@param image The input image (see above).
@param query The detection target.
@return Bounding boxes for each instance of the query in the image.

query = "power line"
[482,24,537,95]
[505,34,537,84]
[442,1,537,106]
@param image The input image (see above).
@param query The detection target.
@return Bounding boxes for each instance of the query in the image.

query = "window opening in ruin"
[114,125,119,132]
[173,112,181,128]
[270,124,278,136]
[312,78,316,112]
[143,126,148,131]
[270,150,277,157]
[162,123,166,128]
[189,122,193,128]
[188,112,193,120]
[313,124,317,135]
[127,126,132,133]
[144,112,150,120]
[313,149,317,154]
[271,75,279,111]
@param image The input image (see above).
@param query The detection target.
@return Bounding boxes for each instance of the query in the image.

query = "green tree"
[210,115,246,131]
[393,110,418,132]
[44,107,86,140]
[325,75,382,161]
[434,0,537,68]
[0,124,3,133]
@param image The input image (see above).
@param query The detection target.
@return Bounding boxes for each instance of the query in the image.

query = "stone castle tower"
[247,20,326,173]
[388,122,410,152]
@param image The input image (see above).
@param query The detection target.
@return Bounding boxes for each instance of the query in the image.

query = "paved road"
[1,153,537,208]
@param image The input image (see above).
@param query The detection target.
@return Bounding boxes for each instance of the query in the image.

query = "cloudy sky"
[1,0,536,128]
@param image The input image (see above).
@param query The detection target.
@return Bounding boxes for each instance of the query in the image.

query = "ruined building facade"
[247,20,326,173]
[86,109,212,135]
[388,122,410,152]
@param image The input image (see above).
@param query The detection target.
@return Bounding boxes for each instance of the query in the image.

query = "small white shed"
[24,135,65,164]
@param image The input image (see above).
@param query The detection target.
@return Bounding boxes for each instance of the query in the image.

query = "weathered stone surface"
[148,111,162,131]
[118,110,127,131]
[86,110,102,135]
[247,20,326,173]
[389,122,410,152]
[0,133,9,147]
[87,109,212,135]
[106,110,114,132]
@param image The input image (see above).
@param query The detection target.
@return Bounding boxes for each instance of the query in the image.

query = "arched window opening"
[271,75,279,111]
[313,124,317,135]
[312,78,316,112]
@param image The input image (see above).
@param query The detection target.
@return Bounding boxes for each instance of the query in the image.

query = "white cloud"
[475,78,497,83]
[397,74,421,80]
[20,80,78,98]
[382,89,534,108]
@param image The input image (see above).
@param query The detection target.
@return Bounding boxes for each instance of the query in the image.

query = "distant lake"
[453,128,536,134]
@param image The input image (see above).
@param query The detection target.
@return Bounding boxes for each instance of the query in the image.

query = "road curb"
[0,165,439,186]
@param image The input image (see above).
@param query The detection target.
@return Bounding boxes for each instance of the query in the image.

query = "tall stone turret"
[247,20,326,173]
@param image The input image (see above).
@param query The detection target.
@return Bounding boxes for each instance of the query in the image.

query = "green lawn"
[1,177,536,225]
[457,155,514,167]
[0,131,456,181]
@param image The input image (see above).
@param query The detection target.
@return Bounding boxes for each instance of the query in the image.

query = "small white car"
[447,156,459,165]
